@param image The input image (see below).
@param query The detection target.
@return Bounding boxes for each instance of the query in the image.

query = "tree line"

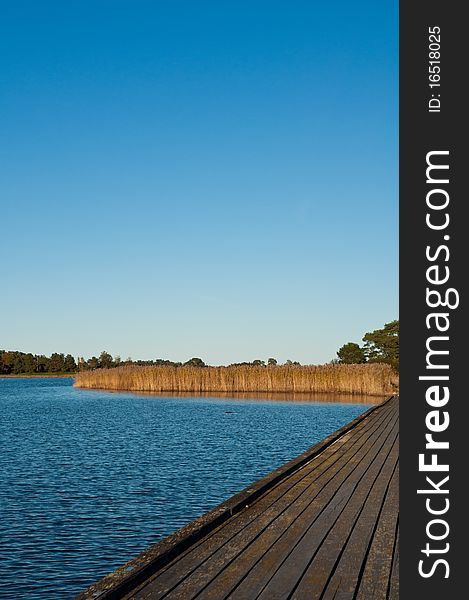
[0,350,77,374]
[2,320,399,376]
[2,320,397,376]
[336,320,399,370]
[76,354,301,370]
[0,350,303,375]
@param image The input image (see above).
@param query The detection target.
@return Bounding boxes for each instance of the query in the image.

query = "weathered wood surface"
[76,396,399,600]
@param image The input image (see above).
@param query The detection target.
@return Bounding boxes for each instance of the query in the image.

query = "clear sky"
[1,1,398,365]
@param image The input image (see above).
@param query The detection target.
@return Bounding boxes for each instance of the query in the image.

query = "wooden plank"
[289,428,398,600]
[320,460,399,599]
[131,401,397,600]
[387,522,399,600]
[165,407,398,599]
[289,430,398,600]
[256,416,398,600]
[354,465,399,600]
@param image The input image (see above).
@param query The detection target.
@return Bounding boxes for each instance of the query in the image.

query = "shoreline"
[0,374,75,379]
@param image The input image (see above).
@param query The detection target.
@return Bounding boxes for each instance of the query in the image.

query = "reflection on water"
[124,390,388,404]
[0,378,375,599]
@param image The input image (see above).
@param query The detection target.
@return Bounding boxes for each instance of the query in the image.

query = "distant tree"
[0,351,13,374]
[10,353,24,374]
[64,354,77,372]
[49,353,65,372]
[252,359,265,366]
[155,359,181,367]
[36,355,49,373]
[77,357,88,371]
[267,358,278,366]
[9,353,21,374]
[337,342,366,364]
[228,361,252,367]
[99,351,114,369]
[184,357,206,368]
[87,356,99,370]
[362,320,399,370]
[22,353,37,373]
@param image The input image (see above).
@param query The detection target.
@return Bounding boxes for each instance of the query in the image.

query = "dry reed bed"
[74,363,397,397]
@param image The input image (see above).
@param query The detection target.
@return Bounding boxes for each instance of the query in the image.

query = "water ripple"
[0,378,372,599]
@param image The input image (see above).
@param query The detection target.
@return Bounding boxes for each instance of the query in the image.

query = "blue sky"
[1,1,398,365]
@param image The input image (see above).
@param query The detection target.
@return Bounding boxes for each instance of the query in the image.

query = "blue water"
[0,378,373,599]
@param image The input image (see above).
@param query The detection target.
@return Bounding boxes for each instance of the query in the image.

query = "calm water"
[0,378,374,599]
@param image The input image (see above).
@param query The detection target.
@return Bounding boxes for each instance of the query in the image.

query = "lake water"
[0,378,376,599]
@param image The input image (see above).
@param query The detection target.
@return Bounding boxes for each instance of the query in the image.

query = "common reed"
[74,363,398,397]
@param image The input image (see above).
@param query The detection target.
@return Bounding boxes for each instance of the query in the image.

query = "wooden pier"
[77,395,399,600]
